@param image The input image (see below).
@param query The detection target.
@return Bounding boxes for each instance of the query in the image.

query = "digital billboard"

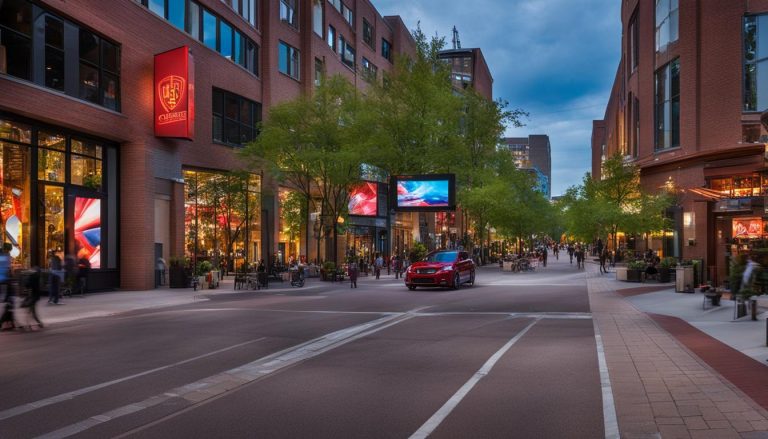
[74,197,101,268]
[348,182,378,216]
[391,174,456,212]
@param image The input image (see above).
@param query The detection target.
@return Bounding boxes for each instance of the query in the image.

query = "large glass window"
[0,117,114,270]
[212,88,261,147]
[655,59,680,150]
[655,0,679,51]
[0,0,32,80]
[280,0,297,28]
[362,57,377,83]
[221,0,256,27]
[363,19,374,49]
[184,170,261,271]
[339,36,355,69]
[341,2,353,26]
[279,41,300,79]
[44,16,65,91]
[629,10,639,71]
[313,0,324,37]
[382,38,393,62]
[744,14,768,112]
[328,25,337,51]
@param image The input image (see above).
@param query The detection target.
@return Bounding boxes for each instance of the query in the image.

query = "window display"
[74,197,100,268]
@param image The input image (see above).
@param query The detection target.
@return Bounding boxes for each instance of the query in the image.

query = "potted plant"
[321,261,336,281]
[658,257,676,283]
[627,260,645,282]
[168,257,189,288]
[196,260,213,289]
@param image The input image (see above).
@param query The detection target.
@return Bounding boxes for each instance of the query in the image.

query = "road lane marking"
[0,337,266,421]
[33,310,423,439]
[0,337,267,421]
[593,319,619,439]
[409,317,541,439]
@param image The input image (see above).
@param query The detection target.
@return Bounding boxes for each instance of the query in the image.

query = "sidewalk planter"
[169,267,188,288]
[627,269,642,282]
[675,266,694,292]
[658,267,671,283]
[615,266,628,281]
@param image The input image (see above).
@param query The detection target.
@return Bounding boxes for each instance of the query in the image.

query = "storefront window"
[39,185,64,262]
[0,116,116,271]
[0,141,31,267]
[184,170,261,271]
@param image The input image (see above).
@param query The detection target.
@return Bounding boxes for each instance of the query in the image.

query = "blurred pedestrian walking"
[349,261,358,288]
[47,251,63,305]
[21,267,43,329]
[374,254,383,279]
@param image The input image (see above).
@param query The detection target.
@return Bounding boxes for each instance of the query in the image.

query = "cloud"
[374,0,622,196]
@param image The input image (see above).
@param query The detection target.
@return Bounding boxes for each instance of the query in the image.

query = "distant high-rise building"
[501,135,552,198]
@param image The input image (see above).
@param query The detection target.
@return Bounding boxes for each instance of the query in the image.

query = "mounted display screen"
[74,197,101,268]
[391,174,456,212]
[348,182,378,216]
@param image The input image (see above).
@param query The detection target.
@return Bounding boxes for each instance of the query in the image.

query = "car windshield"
[425,252,457,263]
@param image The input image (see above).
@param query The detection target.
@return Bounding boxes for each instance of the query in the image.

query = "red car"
[405,250,475,290]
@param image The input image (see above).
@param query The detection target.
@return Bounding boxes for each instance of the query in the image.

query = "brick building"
[0,0,414,290]
[592,0,768,284]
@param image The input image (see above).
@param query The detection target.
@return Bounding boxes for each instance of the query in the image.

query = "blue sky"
[374,0,622,196]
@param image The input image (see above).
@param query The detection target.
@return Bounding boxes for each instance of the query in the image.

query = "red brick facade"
[593,0,768,283]
[0,0,414,290]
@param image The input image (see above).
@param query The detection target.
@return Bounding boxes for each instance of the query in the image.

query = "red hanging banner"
[154,46,194,139]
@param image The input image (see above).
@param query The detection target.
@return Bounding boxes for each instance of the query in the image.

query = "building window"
[744,14,768,112]
[363,18,374,49]
[280,0,297,28]
[339,37,355,69]
[446,56,472,90]
[313,0,323,37]
[341,2,353,26]
[382,38,392,62]
[629,10,639,71]
[633,97,640,157]
[314,58,324,86]
[655,59,680,150]
[278,41,300,79]
[141,0,258,76]
[77,29,121,111]
[328,25,336,51]
[221,0,257,27]
[2,1,121,110]
[655,0,678,52]
[44,16,65,91]
[329,0,341,12]
[212,88,261,147]
[362,57,377,83]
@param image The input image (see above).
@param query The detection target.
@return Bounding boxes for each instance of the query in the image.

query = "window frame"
[381,37,393,63]
[655,0,679,52]
[654,58,680,151]
[278,41,300,80]
[362,18,375,50]
[212,87,261,147]
[280,0,298,29]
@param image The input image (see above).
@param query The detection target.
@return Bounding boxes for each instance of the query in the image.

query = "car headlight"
[439,266,453,272]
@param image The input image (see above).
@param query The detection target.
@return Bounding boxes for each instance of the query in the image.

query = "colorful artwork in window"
[733,217,763,239]
[74,197,100,268]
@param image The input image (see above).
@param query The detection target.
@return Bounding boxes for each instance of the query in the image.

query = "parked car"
[405,250,475,290]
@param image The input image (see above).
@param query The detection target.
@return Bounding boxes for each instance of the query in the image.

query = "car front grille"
[416,269,437,274]
[413,278,435,284]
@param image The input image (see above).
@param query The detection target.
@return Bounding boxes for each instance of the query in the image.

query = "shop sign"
[733,217,764,239]
[154,46,194,139]
[715,198,751,212]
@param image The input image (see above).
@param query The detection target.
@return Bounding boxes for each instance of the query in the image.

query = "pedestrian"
[349,260,358,288]
[575,245,583,269]
[47,251,62,305]
[568,244,575,264]
[599,247,609,274]
[597,238,604,257]
[394,255,403,279]
[374,253,383,279]
[21,267,43,329]
[0,246,16,331]
[541,246,548,267]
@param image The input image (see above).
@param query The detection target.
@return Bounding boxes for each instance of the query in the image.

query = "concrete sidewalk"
[589,267,768,438]
[14,276,326,326]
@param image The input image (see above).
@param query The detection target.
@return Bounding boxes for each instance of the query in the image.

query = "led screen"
[391,174,456,212]
[348,182,378,216]
[75,197,101,268]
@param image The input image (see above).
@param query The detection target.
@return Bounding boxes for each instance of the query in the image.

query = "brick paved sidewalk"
[588,270,768,439]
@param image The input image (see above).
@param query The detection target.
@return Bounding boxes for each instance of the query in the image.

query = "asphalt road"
[0,254,605,439]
